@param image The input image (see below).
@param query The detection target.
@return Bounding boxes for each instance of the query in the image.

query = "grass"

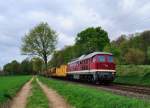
[114,76,150,86]
[26,77,49,108]
[114,65,150,86]
[39,76,150,108]
[0,76,31,105]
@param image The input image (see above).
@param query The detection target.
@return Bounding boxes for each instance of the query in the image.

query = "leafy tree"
[21,22,57,70]
[3,63,12,74]
[11,60,20,74]
[140,30,150,64]
[49,50,63,67]
[20,59,33,75]
[127,34,142,49]
[3,60,20,75]
[75,27,110,54]
[124,48,145,65]
[112,35,127,47]
[31,57,43,74]
[112,35,128,55]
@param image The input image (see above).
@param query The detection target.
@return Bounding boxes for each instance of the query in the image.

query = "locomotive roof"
[68,52,112,64]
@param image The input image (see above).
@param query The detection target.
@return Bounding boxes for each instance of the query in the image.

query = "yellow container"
[55,65,67,77]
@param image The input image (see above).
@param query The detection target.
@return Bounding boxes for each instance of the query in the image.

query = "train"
[45,52,116,83]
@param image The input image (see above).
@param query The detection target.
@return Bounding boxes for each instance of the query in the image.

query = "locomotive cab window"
[98,55,105,62]
[108,56,113,62]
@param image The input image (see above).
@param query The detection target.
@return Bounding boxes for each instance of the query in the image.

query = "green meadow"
[0,76,31,105]
[39,77,150,108]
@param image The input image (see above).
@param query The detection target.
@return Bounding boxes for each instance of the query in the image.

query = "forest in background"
[49,27,150,67]
[1,26,150,75]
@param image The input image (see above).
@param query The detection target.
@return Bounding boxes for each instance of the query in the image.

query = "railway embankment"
[114,65,150,86]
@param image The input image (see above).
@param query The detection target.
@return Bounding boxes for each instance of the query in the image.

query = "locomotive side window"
[98,55,105,62]
[108,56,113,62]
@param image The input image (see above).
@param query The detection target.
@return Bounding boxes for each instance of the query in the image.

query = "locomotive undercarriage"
[67,71,115,84]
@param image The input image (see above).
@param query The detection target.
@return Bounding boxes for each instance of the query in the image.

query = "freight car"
[48,52,116,83]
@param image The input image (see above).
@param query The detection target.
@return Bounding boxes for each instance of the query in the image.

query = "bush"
[124,48,145,65]
[115,65,150,86]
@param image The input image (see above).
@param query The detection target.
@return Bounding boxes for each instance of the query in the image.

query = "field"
[114,65,150,86]
[1,65,150,108]
[39,77,150,108]
[0,76,31,105]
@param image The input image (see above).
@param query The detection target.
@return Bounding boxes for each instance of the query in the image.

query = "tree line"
[3,57,43,75]
[104,31,150,65]
[2,22,150,75]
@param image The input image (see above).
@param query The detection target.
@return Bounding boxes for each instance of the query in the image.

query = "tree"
[20,59,33,75]
[49,45,81,68]
[3,60,20,75]
[124,48,145,65]
[75,27,110,54]
[49,50,63,67]
[31,57,43,74]
[11,60,20,74]
[21,22,57,70]
[3,63,12,74]
[140,30,150,64]
[112,34,127,47]
[112,35,130,64]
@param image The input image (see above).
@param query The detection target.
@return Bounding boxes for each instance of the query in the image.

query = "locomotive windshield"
[98,55,105,62]
[108,56,113,62]
[98,55,113,62]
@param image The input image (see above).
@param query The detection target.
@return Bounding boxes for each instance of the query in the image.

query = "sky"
[0,0,150,68]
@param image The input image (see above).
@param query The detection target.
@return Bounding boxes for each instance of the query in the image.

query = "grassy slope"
[114,65,150,86]
[26,77,49,108]
[0,76,31,104]
[39,77,150,108]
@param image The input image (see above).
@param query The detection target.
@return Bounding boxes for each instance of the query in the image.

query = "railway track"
[51,78,150,100]
[102,84,150,95]
[97,83,150,100]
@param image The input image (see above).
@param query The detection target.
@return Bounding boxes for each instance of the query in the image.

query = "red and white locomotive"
[67,52,116,83]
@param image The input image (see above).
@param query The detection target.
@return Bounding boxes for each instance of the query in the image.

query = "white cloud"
[57,32,75,50]
[57,16,74,31]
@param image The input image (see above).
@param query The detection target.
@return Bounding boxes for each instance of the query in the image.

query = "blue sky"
[0,0,150,68]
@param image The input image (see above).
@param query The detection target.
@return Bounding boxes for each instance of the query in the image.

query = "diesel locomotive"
[46,52,116,83]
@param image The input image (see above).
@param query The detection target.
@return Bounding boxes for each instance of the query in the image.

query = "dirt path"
[10,78,33,108]
[37,78,72,108]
